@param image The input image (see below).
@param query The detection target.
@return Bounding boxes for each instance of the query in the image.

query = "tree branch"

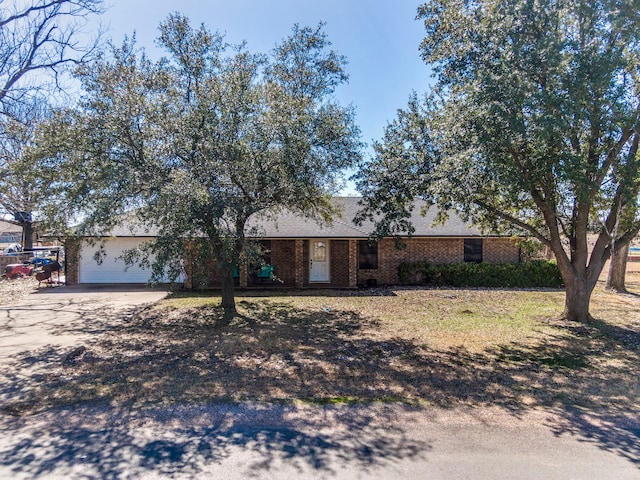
[474,199,551,246]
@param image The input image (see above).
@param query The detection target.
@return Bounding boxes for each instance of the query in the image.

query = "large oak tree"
[356,0,640,322]
[52,14,361,315]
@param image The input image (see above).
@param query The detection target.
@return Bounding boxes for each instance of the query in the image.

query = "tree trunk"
[220,266,237,320]
[561,272,593,322]
[22,221,33,250]
[605,242,629,293]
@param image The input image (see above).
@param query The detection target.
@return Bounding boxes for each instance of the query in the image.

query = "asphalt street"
[0,403,638,479]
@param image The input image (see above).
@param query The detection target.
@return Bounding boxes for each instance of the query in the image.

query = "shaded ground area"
[9,299,636,410]
[0,290,638,469]
[1,403,638,480]
[0,403,431,480]
[0,272,638,477]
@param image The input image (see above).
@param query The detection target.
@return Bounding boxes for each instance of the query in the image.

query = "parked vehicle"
[4,263,34,279]
[2,244,22,255]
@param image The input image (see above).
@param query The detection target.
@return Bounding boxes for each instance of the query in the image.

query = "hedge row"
[398,259,563,288]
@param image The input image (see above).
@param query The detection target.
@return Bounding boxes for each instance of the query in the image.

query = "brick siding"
[302,240,310,287]
[349,239,358,287]
[269,240,296,286]
[358,237,521,286]
[64,239,80,285]
[295,240,304,287]
[329,240,350,287]
[182,241,228,289]
[483,237,521,263]
[125,236,521,289]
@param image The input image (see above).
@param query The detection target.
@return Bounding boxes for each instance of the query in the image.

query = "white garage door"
[79,237,156,284]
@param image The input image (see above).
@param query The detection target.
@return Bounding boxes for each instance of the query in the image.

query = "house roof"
[0,219,21,234]
[101,197,492,239]
[250,197,485,238]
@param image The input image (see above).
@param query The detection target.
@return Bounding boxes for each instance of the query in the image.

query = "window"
[313,241,327,262]
[358,240,378,269]
[464,238,483,263]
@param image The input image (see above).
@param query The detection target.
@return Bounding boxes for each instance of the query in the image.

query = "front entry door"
[309,240,330,282]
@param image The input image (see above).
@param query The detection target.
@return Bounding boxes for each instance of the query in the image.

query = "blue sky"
[99,0,432,192]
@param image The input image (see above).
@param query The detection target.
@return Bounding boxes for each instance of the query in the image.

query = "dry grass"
[0,276,38,305]
[2,266,639,418]
[165,287,564,353]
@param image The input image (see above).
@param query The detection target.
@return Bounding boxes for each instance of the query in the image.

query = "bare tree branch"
[0,0,105,113]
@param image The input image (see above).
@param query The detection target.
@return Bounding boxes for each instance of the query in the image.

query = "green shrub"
[398,259,563,288]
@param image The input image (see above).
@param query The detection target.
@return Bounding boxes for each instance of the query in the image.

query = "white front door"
[309,240,330,282]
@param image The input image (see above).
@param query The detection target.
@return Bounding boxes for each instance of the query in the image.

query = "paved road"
[0,404,638,479]
[0,286,638,479]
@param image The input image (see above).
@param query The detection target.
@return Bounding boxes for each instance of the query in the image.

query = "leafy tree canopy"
[48,14,361,313]
[0,101,59,247]
[356,0,640,321]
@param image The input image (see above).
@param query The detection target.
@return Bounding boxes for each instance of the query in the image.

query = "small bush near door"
[398,260,563,288]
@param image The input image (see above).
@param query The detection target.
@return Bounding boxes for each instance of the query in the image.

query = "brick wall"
[483,237,521,263]
[270,240,296,286]
[302,240,310,287]
[330,240,350,287]
[182,240,225,289]
[295,240,304,287]
[178,236,522,289]
[348,239,357,287]
[64,239,80,285]
[296,240,353,288]
[184,239,301,288]
[357,237,521,286]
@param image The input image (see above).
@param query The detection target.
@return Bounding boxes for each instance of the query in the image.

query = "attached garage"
[78,237,156,284]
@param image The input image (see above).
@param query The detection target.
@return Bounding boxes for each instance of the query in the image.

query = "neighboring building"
[0,219,22,249]
[0,220,24,273]
[65,197,521,287]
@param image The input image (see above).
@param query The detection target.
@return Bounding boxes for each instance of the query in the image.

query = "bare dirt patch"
[0,276,38,305]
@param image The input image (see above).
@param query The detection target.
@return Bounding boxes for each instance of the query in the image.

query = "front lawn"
[4,267,639,417]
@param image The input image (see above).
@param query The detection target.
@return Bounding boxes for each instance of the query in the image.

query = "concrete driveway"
[0,285,167,362]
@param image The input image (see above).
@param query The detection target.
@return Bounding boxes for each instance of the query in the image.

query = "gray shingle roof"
[0,219,21,234]
[101,197,491,238]
[249,197,485,238]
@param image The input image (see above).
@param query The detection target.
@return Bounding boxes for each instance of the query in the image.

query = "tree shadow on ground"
[0,403,429,479]
[0,296,151,339]
[0,296,155,412]
[0,298,638,475]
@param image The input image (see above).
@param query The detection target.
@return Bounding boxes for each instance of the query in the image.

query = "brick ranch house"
[65,197,521,287]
